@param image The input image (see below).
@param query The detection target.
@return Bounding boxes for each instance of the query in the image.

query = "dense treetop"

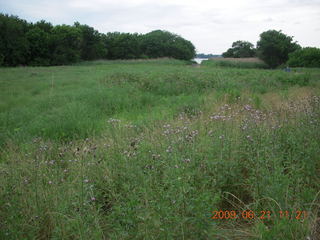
[222,40,256,58]
[287,47,320,68]
[0,14,196,66]
[256,30,300,68]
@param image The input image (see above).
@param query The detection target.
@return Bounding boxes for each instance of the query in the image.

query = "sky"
[1,0,320,54]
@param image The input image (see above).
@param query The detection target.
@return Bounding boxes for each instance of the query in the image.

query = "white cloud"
[1,0,319,53]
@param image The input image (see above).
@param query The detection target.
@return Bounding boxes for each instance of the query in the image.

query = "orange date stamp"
[211,210,308,220]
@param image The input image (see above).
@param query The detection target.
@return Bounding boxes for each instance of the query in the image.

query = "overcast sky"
[1,0,320,54]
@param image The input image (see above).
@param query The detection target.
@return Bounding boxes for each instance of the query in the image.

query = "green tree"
[50,25,82,65]
[105,32,142,59]
[74,22,107,60]
[287,47,320,68]
[222,48,234,58]
[169,36,195,60]
[0,14,196,65]
[141,30,195,60]
[257,30,300,68]
[0,14,30,66]
[141,30,170,58]
[34,20,53,33]
[26,26,51,65]
[222,40,256,58]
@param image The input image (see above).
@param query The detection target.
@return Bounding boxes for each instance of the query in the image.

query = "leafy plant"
[287,47,320,68]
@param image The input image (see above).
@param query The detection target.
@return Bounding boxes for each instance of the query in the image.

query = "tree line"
[222,30,320,68]
[196,53,221,58]
[0,14,196,66]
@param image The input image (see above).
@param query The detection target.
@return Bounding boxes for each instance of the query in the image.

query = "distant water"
[193,58,208,64]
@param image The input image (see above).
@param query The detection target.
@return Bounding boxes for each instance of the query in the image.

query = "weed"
[0,59,319,239]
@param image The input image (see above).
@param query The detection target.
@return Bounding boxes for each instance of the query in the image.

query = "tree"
[221,48,234,58]
[141,30,172,58]
[26,26,51,65]
[141,30,195,60]
[222,40,256,58]
[287,47,320,68]
[0,14,196,65]
[256,30,300,68]
[50,25,82,65]
[0,14,30,66]
[34,20,53,33]
[74,22,107,60]
[169,36,195,60]
[104,32,142,59]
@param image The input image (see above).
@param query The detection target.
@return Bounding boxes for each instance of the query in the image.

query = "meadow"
[0,59,319,239]
[202,58,268,69]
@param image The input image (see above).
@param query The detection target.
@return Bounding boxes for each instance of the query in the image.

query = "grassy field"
[203,58,268,69]
[0,59,320,239]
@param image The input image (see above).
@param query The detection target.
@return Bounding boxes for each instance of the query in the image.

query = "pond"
[193,58,208,64]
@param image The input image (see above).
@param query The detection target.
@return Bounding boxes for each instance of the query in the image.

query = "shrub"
[287,47,320,68]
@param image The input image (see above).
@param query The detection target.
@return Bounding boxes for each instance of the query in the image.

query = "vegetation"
[257,30,301,68]
[202,57,268,69]
[222,40,256,58]
[196,53,221,58]
[141,30,196,60]
[287,47,320,68]
[1,59,319,239]
[0,14,195,66]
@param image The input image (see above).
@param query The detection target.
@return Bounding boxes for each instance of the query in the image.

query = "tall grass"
[0,59,319,239]
[202,58,268,69]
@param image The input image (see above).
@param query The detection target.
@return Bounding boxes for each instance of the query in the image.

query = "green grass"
[0,59,320,239]
[202,58,269,69]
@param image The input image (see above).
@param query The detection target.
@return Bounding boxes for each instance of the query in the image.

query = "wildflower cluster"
[107,118,121,125]
[209,104,235,121]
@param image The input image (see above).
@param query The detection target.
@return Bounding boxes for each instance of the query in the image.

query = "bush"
[287,47,320,68]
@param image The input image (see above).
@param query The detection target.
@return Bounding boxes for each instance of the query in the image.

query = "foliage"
[0,14,196,66]
[257,30,301,68]
[222,40,256,58]
[50,25,82,65]
[74,22,107,60]
[26,25,51,66]
[104,32,142,59]
[202,58,268,69]
[287,47,320,68]
[141,30,196,60]
[0,14,30,66]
